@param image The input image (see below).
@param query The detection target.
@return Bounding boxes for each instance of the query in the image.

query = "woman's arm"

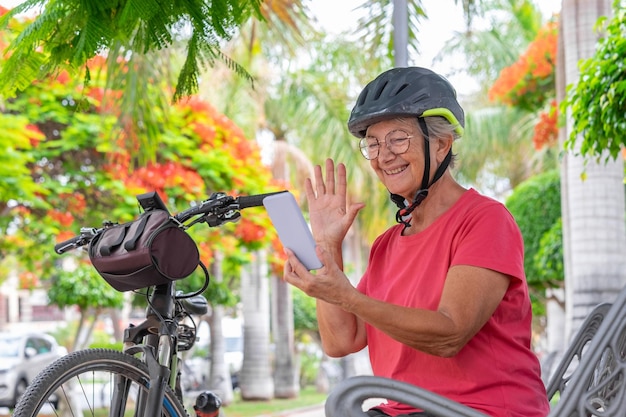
[285,252,509,358]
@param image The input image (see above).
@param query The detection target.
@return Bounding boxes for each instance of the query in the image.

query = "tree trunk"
[393,0,409,67]
[208,251,235,404]
[239,250,274,400]
[541,287,566,382]
[272,275,299,398]
[268,139,312,397]
[81,308,100,349]
[340,227,373,379]
[560,0,626,341]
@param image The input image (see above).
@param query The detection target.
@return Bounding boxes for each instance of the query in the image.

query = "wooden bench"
[325,292,625,416]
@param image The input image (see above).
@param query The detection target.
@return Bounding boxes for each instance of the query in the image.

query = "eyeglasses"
[359,130,413,160]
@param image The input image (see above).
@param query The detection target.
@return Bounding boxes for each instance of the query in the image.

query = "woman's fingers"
[312,159,342,197]
[336,162,347,197]
[283,248,311,291]
[314,163,325,196]
[304,177,316,201]
[325,158,335,195]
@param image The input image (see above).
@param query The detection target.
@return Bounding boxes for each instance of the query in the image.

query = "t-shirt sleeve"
[450,201,526,283]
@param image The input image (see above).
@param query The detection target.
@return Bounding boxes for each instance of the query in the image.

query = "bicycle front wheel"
[13,348,188,417]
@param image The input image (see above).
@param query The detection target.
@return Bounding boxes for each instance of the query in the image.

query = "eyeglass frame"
[358,129,414,160]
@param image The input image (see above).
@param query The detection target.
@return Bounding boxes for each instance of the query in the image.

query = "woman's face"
[365,118,427,201]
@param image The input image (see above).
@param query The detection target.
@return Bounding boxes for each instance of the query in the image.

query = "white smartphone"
[263,192,323,270]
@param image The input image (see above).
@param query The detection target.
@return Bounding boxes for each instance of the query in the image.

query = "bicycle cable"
[175,260,210,300]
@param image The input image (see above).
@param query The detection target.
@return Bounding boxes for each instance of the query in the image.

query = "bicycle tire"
[12,348,189,417]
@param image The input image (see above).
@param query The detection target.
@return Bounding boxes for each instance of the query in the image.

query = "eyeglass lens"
[359,130,412,160]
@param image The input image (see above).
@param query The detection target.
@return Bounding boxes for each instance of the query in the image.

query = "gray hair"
[420,116,459,168]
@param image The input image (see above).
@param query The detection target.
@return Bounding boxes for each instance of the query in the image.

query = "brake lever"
[205,209,241,227]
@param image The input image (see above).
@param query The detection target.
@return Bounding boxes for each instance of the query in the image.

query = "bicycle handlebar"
[54,235,88,254]
[54,190,287,254]
[237,192,281,209]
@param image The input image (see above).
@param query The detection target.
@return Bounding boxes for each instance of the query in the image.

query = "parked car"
[0,332,67,408]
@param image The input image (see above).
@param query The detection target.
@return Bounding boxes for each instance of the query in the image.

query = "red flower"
[234,217,267,244]
[25,124,44,147]
[19,271,39,290]
[48,210,74,227]
[489,21,558,111]
[532,100,558,150]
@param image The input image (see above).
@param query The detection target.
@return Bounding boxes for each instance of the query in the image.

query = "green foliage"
[204,279,240,307]
[88,329,123,351]
[49,263,124,310]
[0,70,133,277]
[298,348,321,388]
[457,106,551,190]
[505,170,562,288]
[292,286,318,337]
[0,114,46,208]
[89,340,124,351]
[0,0,261,100]
[562,0,626,160]
[533,217,564,287]
[226,386,327,417]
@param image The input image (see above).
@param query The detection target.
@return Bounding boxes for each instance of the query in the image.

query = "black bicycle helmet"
[348,66,464,138]
[348,67,465,228]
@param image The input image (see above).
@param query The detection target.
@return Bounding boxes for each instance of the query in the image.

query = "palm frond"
[436,0,544,91]
[454,105,554,194]
[354,0,427,61]
[0,50,46,96]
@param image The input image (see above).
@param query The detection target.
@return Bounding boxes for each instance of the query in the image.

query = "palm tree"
[271,263,299,398]
[207,251,235,404]
[558,0,626,341]
[268,137,315,398]
[239,250,274,400]
[456,106,556,198]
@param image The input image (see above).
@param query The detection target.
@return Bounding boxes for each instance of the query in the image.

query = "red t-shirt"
[357,189,549,417]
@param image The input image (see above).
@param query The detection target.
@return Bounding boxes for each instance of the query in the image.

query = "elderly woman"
[283,67,549,417]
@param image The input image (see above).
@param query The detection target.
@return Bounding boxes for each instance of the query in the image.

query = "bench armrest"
[325,375,489,417]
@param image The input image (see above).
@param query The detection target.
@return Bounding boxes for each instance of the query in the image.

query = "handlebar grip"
[236,191,288,209]
[54,235,85,254]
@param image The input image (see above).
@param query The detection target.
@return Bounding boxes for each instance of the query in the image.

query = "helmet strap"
[418,117,431,191]
[392,118,452,229]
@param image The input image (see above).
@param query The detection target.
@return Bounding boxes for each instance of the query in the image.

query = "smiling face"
[366,117,429,202]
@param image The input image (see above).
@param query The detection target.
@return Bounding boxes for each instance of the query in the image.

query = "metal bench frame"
[325,292,626,417]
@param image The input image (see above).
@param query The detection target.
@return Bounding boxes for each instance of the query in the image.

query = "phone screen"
[263,192,323,270]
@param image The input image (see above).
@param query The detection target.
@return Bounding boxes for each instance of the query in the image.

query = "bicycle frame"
[120,280,207,417]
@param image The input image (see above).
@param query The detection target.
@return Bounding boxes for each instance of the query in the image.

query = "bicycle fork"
[120,283,178,417]
[106,342,172,417]
[122,343,172,417]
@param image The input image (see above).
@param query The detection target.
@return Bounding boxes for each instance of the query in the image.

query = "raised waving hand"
[305,159,365,253]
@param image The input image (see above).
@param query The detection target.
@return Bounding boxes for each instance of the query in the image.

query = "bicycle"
[12,190,285,417]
